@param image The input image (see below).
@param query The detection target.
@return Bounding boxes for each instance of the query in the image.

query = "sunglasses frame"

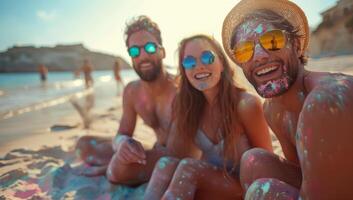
[128,42,160,58]
[233,29,288,64]
[182,50,216,70]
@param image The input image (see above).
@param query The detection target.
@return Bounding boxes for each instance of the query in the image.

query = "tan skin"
[75,30,176,186]
[234,19,353,199]
[81,59,94,88]
[144,38,272,200]
[113,61,122,83]
[38,64,48,81]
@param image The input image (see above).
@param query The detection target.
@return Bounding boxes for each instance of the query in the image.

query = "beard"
[247,57,299,98]
[133,60,162,82]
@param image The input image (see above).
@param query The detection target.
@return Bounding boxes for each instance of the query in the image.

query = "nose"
[195,61,207,70]
[253,43,269,65]
[139,48,149,59]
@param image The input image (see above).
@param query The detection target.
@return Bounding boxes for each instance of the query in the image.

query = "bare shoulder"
[123,80,142,98]
[303,72,353,111]
[300,72,353,124]
[304,71,353,92]
[297,73,353,198]
[237,91,263,117]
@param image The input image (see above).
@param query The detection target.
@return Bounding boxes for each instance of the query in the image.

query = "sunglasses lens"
[182,56,196,70]
[128,47,140,58]
[145,42,157,54]
[233,41,254,64]
[260,30,286,51]
[201,51,215,65]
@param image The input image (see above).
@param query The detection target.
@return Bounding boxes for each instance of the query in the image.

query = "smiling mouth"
[194,72,211,80]
[255,66,279,77]
[139,62,153,70]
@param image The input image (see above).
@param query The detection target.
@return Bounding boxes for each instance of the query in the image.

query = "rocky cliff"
[309,11,353,57]
[0,44,131,72]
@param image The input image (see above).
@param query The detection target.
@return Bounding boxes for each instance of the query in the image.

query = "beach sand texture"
[0,55,352,199]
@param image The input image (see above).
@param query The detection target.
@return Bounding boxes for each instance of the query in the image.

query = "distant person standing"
[113,60,124,95]
[81,59,94,88]
[38,64,48,82]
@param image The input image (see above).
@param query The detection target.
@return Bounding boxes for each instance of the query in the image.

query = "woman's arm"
[238,92,273,152]
[166,123,201,159]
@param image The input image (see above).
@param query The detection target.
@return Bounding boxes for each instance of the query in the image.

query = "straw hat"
[222,0,309,63]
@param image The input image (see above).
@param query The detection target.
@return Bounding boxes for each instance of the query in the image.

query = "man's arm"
[112,82,146,164]
[263,101,299,163]
[238,92,273,152]
[297,84,353,199]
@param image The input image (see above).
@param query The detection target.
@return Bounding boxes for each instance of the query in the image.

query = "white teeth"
[256,66,278,76]
[195,73,211,79]
[140,63,151,67]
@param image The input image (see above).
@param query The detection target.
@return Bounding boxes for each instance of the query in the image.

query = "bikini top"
[194,129,234,170]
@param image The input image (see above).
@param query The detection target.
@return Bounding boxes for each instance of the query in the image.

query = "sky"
[0,0,337,66]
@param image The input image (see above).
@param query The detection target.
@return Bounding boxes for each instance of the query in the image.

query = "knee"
[75,136,95,157]
[173,158,200,182]
[240,148,271,189]
[245,178,272,200]
[245,178,299,200]
[241,148,269,171]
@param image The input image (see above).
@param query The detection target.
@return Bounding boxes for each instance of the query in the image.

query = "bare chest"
[134,91,174,132]
[267,106,300,146]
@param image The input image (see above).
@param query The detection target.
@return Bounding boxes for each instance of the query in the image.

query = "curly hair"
[124,15,162,47]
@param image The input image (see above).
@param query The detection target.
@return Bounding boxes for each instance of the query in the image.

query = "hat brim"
[222,0,309,63]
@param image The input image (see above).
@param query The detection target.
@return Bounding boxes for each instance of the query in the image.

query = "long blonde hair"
[173,34,245,167]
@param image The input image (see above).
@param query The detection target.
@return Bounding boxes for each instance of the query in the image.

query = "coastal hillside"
[0,44,131,72]
[309,0,353,57]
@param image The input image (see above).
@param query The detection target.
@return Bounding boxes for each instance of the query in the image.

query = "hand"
[115,137,146,165]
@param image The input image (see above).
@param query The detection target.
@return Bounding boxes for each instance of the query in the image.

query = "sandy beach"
[0,55,352,199]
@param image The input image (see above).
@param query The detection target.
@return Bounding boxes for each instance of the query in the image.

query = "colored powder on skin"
[197,82,208,90]
[315,94,323,103]
[90,139,97,146]
[180,159,188,165]
[306,104,313,112]
[261,181,271,195]
[158,157,170,169]
[87,156,94,162]
[298,91,305,102]
[115,135,126,144]
[258,77,290,98]
[245,181,261,199]
[255,24,263,34]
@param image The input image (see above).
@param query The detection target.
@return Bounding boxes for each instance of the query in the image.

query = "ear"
[292,38,301,56]
[159,47,166,59]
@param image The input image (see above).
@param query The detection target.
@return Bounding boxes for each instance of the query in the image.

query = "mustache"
[138,60,153,65]
[254,59,283,68]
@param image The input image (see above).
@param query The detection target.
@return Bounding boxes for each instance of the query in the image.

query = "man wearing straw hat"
[222,0,353,199]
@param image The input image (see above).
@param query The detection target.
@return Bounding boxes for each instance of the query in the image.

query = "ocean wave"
[0,88,93,121]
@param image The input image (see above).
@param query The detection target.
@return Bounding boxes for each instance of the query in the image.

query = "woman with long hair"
[144,34,273,200]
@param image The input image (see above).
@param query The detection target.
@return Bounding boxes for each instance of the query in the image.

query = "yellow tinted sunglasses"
[233,30,287,64]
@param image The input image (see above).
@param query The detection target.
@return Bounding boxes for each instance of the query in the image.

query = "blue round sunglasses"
[182,50,215,70]
[128,42,159,58]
